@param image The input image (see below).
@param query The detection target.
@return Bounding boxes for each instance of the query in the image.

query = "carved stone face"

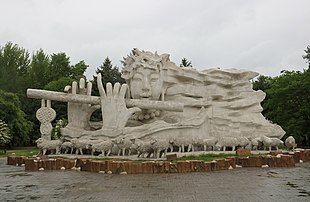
[130,66,164,100]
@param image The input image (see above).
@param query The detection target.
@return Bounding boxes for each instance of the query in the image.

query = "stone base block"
[153,162,170,174]
[142,162,154,174]
[7,156,16,165]
[216,159,227,170]
[280,155,295,167]
[190,160,205,172]
[210,161,217,171]
[225,157,236,168]
[25,158,38,171]
[168,162,178,173]
[131,163,143,174]
[304,150,310,161]
[204,162,211,172]
[63,159,76,169]
[80,159,91,172]
[90,161,101,173]
[177,161,191,173]
[42,159,56,170]
[166,154,177,161]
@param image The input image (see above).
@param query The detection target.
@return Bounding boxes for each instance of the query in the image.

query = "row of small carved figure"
[35,136,296,158]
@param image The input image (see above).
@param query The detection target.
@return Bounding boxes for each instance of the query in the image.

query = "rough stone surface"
[27,49,285,156]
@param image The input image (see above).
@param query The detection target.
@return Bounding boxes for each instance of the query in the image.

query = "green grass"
[176,153,236,162]
[0,147,39,158]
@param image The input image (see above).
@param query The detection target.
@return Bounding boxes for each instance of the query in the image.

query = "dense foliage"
[0,119,12,147]
[0,90,32,145]
[253,47,310,146]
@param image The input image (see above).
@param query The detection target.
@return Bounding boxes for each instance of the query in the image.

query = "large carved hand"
[97,74,141,129]
[64,78,99,130]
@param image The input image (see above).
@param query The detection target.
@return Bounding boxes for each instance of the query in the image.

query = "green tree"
[180,58,192,67]
[302,46,310,67]
[252,75,274,92]
[47,52,71,82]
[92,57,124,96]
[0,89,32,146]
[0,42,30,93]
[0,120,12,148]
[70,60,88,80]
[264,69,310,146]
[28,49,50,88]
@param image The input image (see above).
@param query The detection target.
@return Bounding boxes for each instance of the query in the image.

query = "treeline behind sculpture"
[253,46,310,146]
[0,42,123,146]
[0,42,309,146]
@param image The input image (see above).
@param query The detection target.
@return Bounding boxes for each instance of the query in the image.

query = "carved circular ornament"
[40,123,53,135]
[36,107,56,123]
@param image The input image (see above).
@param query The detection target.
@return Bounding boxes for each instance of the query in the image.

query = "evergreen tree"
[28,49,50,88]
[47,52,71,82]
[92,57,124,96]
[180,58,192,67]
[303,46,310,67]
[0,42,30,93]
[70,60,88,80]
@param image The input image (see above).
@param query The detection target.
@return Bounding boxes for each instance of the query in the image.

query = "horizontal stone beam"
[27,89,184,112]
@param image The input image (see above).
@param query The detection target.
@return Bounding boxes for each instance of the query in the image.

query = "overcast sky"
[1,0,309,79]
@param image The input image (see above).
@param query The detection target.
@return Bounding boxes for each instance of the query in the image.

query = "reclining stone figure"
[28,48,286,156]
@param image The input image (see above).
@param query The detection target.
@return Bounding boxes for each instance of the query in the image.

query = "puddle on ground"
[9,172,33,177]
[286,182,298,188]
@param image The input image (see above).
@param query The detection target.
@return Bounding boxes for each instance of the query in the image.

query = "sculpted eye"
[150,75,159,82]
[133,74,142,81]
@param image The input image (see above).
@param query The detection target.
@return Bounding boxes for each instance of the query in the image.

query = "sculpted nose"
[142,77,151,92]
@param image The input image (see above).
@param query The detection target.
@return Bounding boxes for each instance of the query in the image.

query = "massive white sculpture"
[27,48,285,154]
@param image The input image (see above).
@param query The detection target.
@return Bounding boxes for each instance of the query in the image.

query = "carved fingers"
[97,73,129,99]
[97,73,106,98]
[64,78,92,95]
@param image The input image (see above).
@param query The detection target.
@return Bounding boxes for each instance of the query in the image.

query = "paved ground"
[0,159,309,202]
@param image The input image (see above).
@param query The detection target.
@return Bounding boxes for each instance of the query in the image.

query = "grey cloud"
[0,0,309,79]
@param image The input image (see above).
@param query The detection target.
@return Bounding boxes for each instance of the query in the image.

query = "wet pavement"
[0,158,309,202]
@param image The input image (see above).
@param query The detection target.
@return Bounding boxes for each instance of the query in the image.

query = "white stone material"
[35,138,62,155]
[285,136,297,150]
[29,48,286,155]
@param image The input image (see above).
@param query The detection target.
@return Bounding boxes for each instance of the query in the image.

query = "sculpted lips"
[140,92,152,99]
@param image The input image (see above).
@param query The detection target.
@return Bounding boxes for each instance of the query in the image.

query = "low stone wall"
[7,150,310,174]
